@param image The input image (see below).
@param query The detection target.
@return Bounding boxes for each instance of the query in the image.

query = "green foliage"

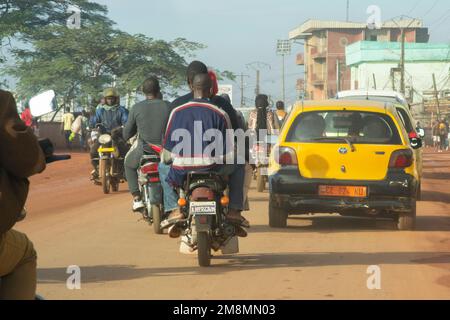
[1,0,235,105]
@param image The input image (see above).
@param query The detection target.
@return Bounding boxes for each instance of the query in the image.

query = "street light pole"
[277,40,292,103]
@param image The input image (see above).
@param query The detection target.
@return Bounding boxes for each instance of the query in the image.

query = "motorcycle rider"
[89,88,129,180]
[275,100,287,128]
[248,94,279,140]
[123,77,171,211]
[160,73,248,238]
[0,89,46,299]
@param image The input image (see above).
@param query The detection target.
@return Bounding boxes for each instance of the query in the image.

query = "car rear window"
[286,111,402,145]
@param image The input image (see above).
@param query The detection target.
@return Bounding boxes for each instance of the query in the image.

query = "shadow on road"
[422,172,450,180]
[37,251,450,284]
[247,215,450,233]
[421,191,450,203]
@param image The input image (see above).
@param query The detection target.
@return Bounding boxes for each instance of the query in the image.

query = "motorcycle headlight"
[99,134,112,145]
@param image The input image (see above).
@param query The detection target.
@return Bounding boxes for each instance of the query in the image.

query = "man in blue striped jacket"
[159,73,248,238]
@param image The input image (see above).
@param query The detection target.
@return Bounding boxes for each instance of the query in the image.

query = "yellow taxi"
[268,100,423,230]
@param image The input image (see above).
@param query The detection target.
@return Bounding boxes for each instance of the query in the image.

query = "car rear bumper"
[269,168,418,214]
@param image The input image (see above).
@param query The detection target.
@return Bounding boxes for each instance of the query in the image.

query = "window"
[286,111,402,145]
[396,108,414,133]
[370,35,378,41]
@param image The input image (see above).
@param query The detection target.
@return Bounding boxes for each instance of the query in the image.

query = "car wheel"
[269,201,288,228]
[416,183,421,201]
[397,199,416,231]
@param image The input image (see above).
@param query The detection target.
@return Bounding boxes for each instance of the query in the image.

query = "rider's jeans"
[0,229,37,300]
[158,163,180,213]
[158,162,245,213]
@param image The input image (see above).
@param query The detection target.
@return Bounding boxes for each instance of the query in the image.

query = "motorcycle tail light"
[198,216,208,224]
[191,187,215,201]
[140,162,158,175]
[149,177,160,183]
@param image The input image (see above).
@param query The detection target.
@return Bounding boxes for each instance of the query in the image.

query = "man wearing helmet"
[89,88,129,180]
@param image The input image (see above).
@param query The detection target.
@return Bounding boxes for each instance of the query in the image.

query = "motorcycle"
[137,144,165,234]
[251,135,278,193]
[173,171,239,267]
[94,125,126,194]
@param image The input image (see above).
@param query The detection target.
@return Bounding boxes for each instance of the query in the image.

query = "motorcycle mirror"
[29,90,57,117]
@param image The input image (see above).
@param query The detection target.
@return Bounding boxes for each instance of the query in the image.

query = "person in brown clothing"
[0,89,46,300]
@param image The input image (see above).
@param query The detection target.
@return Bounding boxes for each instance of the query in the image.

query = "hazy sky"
[95,0,449,107]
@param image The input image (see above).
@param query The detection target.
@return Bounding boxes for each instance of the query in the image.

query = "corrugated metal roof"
[289,19,424,40]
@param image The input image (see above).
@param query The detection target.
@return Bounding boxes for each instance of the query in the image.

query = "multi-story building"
[289,19,429,100]
[346,41,450,103]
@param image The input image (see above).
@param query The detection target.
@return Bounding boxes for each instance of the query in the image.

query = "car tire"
[416,183,421,201]
[397,199,416,231]
[269,201,288,228]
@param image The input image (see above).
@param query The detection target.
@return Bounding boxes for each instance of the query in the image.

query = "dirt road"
[15,150,450,299]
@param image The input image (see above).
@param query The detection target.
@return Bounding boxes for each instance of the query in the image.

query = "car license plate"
[318,185,367,198]
[190,201,216,215]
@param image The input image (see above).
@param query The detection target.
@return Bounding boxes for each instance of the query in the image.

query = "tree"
[8,23,205,107]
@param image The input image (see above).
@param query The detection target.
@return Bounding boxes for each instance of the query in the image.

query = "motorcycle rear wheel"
[197,231,211,267]
[100,159,110,194]
[152,205,163,234]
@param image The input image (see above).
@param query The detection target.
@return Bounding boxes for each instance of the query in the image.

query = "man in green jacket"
[0,89,46,300]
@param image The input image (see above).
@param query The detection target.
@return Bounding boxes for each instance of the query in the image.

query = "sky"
[4,0,450,107]
[94,0,450,107]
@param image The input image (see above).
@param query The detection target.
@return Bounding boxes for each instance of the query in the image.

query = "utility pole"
[238,73,250,108]
[336,60,341,93]
[391,16,418,96]
[346,0,350,22]
[400,28,406,95]
[432,73,441,118]
[246,62,271,98]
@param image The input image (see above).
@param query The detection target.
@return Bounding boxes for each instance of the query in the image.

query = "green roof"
[346,41,450,66]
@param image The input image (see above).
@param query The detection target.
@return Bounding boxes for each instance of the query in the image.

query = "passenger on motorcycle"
[89,88,129,180]
[159,73,248,238]
[247,94,279,140]
[123,77,171,211]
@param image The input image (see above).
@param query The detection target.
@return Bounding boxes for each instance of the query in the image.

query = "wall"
[351,61,450,103]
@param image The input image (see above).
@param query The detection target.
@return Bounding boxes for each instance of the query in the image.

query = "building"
[346,41,450,106]
[289,19,429,100]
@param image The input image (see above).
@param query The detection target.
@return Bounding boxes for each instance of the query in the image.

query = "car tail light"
[389,149,413,168]
[141,162,158,175]
[274,147,298,167]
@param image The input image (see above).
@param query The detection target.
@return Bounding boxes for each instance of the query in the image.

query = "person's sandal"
[234,225,248,238]
[227,215,250,228]
[160,209,184,229]
[168,224,183,238]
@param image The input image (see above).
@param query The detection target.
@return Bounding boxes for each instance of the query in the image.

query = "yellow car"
[268,100,423,230]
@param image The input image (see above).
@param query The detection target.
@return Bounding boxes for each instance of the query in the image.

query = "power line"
[407,0,423,15]
[422,0,440,18]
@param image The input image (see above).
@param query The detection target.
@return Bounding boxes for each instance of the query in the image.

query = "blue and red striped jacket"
[163,98,234,187]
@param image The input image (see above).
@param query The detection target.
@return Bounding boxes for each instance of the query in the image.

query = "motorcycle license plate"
[190,201,216,215]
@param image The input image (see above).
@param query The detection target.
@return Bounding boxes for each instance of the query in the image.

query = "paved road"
[16,150,450,299]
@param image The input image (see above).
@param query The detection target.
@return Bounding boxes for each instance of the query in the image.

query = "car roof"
[292,99,398,114]
[336,90,407,104]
